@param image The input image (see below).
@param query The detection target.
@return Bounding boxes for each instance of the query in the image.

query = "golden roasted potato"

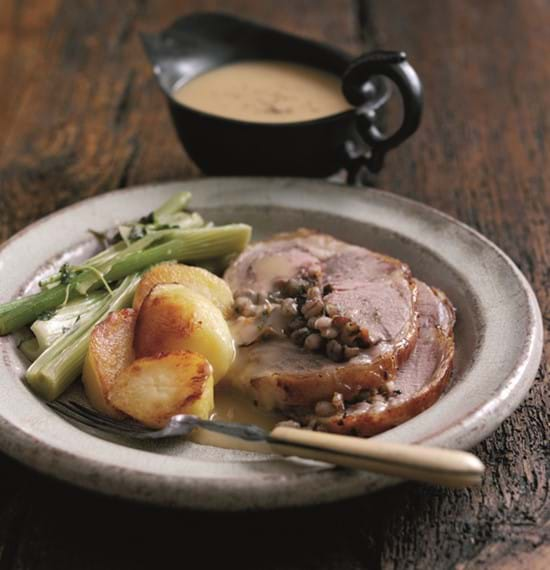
[134,283,235,382]
[82,309,136,418]
[133,262,234,317]
[109,351,214,428]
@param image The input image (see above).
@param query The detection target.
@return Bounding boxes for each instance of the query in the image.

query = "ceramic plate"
[0,179,542,510]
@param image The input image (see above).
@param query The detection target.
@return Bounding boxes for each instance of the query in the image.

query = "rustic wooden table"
[0,1,548,568]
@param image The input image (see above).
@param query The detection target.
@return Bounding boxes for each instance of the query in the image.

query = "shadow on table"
[0,453,449,570]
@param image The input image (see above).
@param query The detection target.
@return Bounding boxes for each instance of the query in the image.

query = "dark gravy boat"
[142,13,423,181]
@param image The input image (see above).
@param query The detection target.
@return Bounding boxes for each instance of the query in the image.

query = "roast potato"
[82,308,136,418]
[133,262,233,317]
[134,283,235,382]
[109,351,214,428]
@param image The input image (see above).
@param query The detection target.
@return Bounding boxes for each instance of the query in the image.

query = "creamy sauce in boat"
[172,61,351,123]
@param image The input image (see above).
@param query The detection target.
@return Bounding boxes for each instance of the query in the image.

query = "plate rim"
[0,178,543,510]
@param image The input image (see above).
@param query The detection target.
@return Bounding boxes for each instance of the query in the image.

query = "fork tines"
[48,400,147,436]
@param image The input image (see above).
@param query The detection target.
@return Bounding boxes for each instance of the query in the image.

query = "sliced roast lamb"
[223,230,419,408]
[296,280,456,436]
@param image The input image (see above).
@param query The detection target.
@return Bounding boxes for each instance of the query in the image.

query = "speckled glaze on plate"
[0,179,543,510]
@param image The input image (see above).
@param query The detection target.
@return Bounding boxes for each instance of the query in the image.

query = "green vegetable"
[19,338,41,361]
[0,287,68,336]
[100,224,251,282]
[30,291,108,356]
[152,190,191,222]
[25,274,140,400]
[0,223,250,334]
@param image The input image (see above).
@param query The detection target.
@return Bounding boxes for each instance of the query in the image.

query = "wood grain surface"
[0,1,548,568]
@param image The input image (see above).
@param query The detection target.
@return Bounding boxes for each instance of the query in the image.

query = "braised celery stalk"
[152,190,192,222]
[100,224,251,282]
[19,291,109,363]
[31,291,108,355]
[40,211,204,291]
[0,223,251,334]
[0,287,68,336]
[26,274,141,400]
[0,191,195,334]
[19,338,42,361]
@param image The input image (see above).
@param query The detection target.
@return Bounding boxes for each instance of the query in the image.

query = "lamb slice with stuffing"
[223,230,419,410]
[298,280,455,436]
[222,230,455,436]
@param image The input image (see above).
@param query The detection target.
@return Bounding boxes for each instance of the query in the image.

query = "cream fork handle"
[268,426,484,488]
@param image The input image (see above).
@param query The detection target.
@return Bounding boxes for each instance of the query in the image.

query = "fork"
[48,400,485,488]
